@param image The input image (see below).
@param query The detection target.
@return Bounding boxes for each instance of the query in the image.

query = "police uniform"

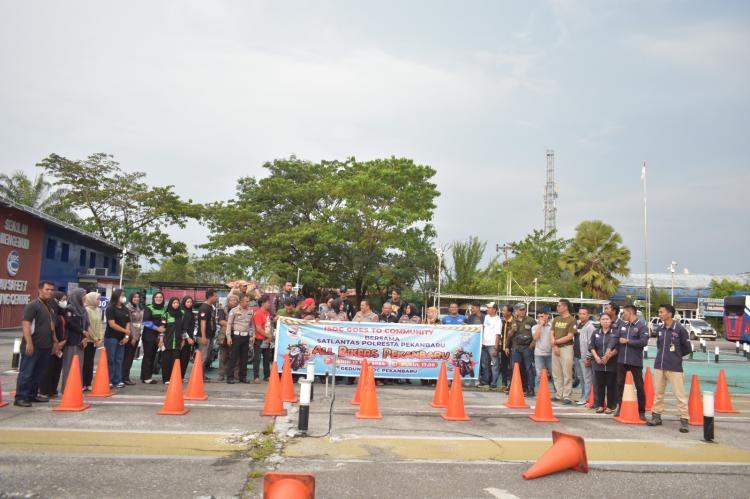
[510,315,537,395]
[225,305,254,383]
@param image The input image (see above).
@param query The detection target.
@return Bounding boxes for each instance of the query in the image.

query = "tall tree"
[559,220,631,299]
[0,170,75,222]
[38,153,203,263]
[710,279,750,298]
[445,237,493,295]
[202,156,439,300]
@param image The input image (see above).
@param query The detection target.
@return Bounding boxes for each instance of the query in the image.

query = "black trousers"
[252,339,272,381]
[122,341,137,382]
[179,343,192,379]
[499,349,511,386]
[226,335,250,381]
[595,370,617,409]
[140,331,159,381]
[161,349,179,383]
[82,343,96,387]
[616,363,645,414]
[40,353,63,396]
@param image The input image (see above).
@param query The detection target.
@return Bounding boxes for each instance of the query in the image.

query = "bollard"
[643,346,648,359]
[700,339,706,353]
[689,342,694,360]
[306,363,315,401]
[714,347,720,363]
[736,341,741,354]
[744,344,749,359]
[298,379,312,434]
[11,338,21,369]
[702,391,715,442]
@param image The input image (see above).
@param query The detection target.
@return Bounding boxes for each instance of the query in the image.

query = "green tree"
[202,156,439,301]
[141,254,197,283]
[709,279,750,298]
[559,220,631,299]
[38,153,203,263]
[444,237,494,295]
[0,170,76,222]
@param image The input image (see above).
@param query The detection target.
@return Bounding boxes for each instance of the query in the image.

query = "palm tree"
[445,236,496,294]
[0,170,75,221]
[559,220,630,299]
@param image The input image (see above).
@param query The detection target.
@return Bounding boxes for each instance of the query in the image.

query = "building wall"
[0,207,43,329]
[40,224,120,292]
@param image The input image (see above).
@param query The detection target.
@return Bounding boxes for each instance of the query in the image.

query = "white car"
[679,318,717,341]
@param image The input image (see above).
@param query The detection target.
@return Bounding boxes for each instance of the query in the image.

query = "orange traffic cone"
[585,386,595,408]
[261,361,287,417]
[522,430,588,480]
[263,472,315,499]
[688,374,703,426]
[644,367,654,412]
[715,368,738,413]
[54,355,91,412]
[0,379,8,408]
[441,367,470,421]
[88,347,113,398]
[613,371,645,425]
[505,362,529,409]
[184,350,208,401]
[158,359,189,415]
[530,369,558,423]
[430,361,449,408]
[280,353,298,403]
[356,367,382,419]
[351,359,369,405]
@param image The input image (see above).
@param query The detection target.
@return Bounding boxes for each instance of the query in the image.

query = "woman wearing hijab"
[104,289,131,388]
[179,296,196,380]
[39,291,68,398]
[122,292,144,385]
[158,297,183,384]
[83,291,104,391]
[324,299,349,321]
[60,288,90,392]
[398,303,422,324]
[141,291,166,384]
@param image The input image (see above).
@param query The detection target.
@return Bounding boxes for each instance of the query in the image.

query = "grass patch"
[262,422,275,435]
[247,434,276,461]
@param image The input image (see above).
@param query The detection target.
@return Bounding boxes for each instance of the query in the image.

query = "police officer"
[648,304,692,432]
[507,303,537,396]
[612,304,649,420]
[225,294,253,384]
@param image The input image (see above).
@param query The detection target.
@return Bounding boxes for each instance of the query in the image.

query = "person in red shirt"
[252,295,273,383]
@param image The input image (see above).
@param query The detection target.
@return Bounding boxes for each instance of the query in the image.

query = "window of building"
[103,256,109,270]
[61,243,70,262]
[46,238,56,259]
[89,252,96,268]
[110,258,117,274]
[80,249,86,266]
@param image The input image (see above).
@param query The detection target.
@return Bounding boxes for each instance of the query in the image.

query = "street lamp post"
[533,277,538,316]
[118,247,129,289]
[668,261,677,306]
[435,248,444,308]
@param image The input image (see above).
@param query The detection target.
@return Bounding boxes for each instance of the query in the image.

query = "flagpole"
[642,161,650,327]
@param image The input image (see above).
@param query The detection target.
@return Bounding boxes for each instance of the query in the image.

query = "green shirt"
[552,315,576,347]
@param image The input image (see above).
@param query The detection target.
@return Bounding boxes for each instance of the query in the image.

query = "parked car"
[679,318,718,340]
[649,318,663,337]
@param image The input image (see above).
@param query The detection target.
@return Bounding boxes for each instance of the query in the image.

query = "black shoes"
[123,380,136,386]
[679,418,689,433]
[226,379,236,384]
[647,413,663,426]
[31,396,49,403]
[14,400,32,407]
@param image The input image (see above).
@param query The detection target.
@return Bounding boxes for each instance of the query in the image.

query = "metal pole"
[435,249,443,309]
[642,162,650,327]
[118,247,128,288]
[534,278,538,317]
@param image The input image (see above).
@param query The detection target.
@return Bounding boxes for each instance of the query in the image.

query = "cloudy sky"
[1,0,748,274]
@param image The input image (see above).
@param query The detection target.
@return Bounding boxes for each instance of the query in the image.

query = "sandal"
[595,407,605,413]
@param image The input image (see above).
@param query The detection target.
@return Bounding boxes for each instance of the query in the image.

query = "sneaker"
[116,382,125,388]
[165,381,170,386]
[143,379,157,385]
[575,399,587,406]
[14,400,32,407]
[474,381,481,388]
[647,413,662,426]
[489,385,497,389]
[562,399,573,405]
[551,396,560,402]
[217,375,226,382]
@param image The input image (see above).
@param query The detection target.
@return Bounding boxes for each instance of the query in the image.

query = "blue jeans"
[535,354,555,392]
[511,346,535,393]
[104,338,125,385]
[480,345,499,386]
[15,346,51,402]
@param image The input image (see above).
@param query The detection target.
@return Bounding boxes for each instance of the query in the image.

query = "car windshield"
[691,320,710,327]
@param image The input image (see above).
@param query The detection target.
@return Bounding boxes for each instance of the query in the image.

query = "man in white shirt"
[479,302,502,388]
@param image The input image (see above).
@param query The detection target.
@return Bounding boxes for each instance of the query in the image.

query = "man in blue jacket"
[612,305,649,420]
[648,304,692,432]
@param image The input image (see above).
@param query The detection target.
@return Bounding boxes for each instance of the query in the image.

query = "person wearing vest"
[508,303,537,397]
[225,294,254,384]
[158,297,183,384]
[179,296,196,380]
[141,291,166,384]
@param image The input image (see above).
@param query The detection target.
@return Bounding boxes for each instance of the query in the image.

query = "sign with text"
[274,318,482,379]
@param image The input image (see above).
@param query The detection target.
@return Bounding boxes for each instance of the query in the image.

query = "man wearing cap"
[507,303,537,397]
[338,286,357,320]
[225,294,254,384]
[478,302,502,389]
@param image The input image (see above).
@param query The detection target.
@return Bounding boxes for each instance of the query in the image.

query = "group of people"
[14,280,693,433]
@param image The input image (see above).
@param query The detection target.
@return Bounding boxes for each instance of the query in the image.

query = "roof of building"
[0,195,124,253]
[619,272,750,290]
